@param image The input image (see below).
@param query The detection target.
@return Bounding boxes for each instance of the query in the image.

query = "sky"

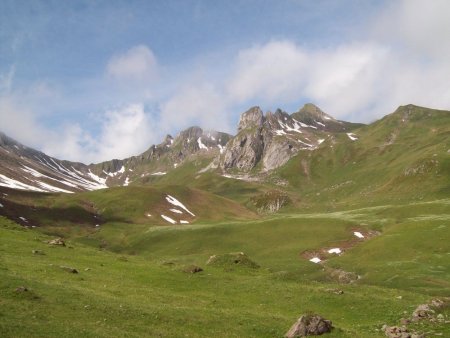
[0,0,449,163]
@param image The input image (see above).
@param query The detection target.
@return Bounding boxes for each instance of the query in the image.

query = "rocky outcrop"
[285,314,333,337]
[221,107,265,171]
[250,190,291,213]
[220,105,340,173]
[382,325,424,338]
[238,106,264,131]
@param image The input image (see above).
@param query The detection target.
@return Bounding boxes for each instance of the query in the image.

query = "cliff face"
[220,105,339,172]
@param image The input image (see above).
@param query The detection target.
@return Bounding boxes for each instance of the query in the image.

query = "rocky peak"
[238,106,265,131]
[292,103,335,126]
[0,132,20,148]
[164,134,173,143]
[177,126,204,142]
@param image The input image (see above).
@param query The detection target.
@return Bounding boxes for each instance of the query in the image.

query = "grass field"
[1,197,449,337]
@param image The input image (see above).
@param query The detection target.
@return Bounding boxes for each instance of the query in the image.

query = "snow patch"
[354,231,364,238]
[123,177,130,186]
[180,220,189,224]
[151,172,166,176]
[0,174,46,192]
[328,248,342,254]
[315,120,326,127]
[309,257,321,263]
[36,181,73,194]
[19,216,28,222]
[161,214,176,224]
[0,203,3,208]
[170,208,183,214]
[87,170,107,186]
[166,195,195,216]
[317,139,325,145]
[347,133,358,141]
[197,137,208,150]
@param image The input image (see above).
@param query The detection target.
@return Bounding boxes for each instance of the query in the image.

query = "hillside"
[0,104,449,337]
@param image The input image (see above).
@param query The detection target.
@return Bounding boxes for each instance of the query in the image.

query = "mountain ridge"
[0,103,448,196]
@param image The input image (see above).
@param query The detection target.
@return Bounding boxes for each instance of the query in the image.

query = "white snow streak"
[151,172,166,176]
[166,195,195,216]
[347,133,358,141]
[161,214,176,224]
[170,208,183,214]
[197,137,208,150]
[0,174,46,192]
[354,231,364,238]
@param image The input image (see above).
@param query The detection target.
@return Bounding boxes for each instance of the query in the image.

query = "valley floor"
[1,199,449,337]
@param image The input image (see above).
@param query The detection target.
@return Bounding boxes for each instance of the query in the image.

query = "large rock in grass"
[285,314,333,337]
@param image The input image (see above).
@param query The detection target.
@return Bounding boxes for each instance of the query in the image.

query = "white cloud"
[225,35,450,121]
[0,64,15,93]
[2,2,450,164]
[42,104,161,163]
[374,0,450,60]
[159,84,233,133]
[227,41,308,103]
[0,95,45,146]
[107,45,159,83]
[92,104,159,161]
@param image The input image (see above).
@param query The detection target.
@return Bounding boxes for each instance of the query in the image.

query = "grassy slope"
[2,211,449,338]
[276,105,450,209]
[1,105,449,337]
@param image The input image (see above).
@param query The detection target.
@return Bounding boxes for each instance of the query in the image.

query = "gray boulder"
[285,314,333,337]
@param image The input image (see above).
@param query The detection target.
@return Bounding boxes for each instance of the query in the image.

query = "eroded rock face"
[221,131,264,171]
[238,106,264,131]
[221,105,335,173]
[285,314,333,337]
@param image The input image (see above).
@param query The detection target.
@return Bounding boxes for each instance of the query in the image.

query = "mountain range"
[0,103,448,204]
[1,103,449,337]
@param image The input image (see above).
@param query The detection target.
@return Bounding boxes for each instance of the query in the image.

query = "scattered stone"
[60,266,78,274]
[430,299,445,309]
[325,267,359,284]
[32,250,45,255]
[182,265,203,274]
[47,238,65,246]
[412,304,435,321]
[382,325,425,338]
[436,314,445,323]
[285,314,333,337]
[15,286,28,293]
